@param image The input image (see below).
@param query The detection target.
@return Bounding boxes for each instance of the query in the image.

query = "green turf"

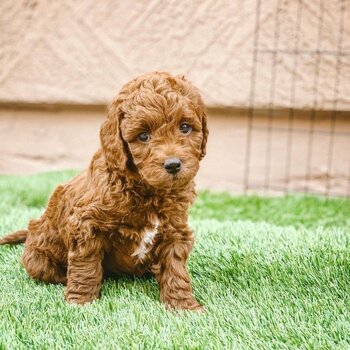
[1,171,350,349]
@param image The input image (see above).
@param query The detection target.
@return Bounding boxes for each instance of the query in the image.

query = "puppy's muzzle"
[164,158,181,174]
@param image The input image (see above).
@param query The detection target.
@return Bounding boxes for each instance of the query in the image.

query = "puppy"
[0,72,208,311]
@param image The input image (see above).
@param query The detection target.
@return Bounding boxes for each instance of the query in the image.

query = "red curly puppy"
[0,72,208,311]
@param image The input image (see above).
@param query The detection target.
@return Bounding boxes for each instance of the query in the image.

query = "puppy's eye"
[138,132,151,143]
[180,123,192,135]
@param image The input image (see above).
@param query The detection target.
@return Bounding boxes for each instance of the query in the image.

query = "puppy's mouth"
[170,171,179,180]
[170,171,188,182]
[163,172,189,188]
[138,166,193,189]
[163,169,185,183]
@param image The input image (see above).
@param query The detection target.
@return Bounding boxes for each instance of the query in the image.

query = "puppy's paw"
[164,296,205,312]
[64,290,97,305]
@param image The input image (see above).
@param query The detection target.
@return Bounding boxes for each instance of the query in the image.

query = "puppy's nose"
[164,158,182,174]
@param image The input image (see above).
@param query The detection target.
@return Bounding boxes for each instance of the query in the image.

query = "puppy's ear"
[100,99,129,173]
[200,111,209,160]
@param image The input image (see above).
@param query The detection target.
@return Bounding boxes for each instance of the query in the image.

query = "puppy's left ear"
[200,111,209,160]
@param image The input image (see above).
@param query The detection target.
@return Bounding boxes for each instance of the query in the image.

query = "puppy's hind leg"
[22,243,67,285]
[21,222,68,285]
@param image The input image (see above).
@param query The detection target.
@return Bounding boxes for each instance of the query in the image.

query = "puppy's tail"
[0,230,28,245]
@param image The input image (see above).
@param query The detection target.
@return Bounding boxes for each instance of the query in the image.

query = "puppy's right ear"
[100,99,128,174]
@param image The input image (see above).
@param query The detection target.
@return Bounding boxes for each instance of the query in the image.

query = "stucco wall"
[1,0,349,110]
[1,107,349,196]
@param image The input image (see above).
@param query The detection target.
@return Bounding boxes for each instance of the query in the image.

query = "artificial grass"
[1,171,350,349]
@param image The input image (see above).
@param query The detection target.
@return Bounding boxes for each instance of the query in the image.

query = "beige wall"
[1,0,349,110]
[1,107,349,196]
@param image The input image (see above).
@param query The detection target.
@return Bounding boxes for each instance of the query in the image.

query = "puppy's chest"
[104,216,160,274]
[131,219,159,261]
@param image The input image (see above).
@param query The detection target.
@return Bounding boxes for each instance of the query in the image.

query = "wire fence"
[244,0,350,198]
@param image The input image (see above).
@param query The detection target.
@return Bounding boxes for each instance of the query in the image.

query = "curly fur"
[0,72,208,311]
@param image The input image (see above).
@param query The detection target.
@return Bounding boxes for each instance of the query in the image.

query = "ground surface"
[1,171,350,349]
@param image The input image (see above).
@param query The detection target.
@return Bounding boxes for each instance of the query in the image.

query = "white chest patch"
[132,219,159,261]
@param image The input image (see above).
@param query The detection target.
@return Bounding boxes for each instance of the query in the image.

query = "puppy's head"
[100,72,208,189]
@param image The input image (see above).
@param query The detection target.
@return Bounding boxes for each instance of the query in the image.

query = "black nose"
[164,157,182,174]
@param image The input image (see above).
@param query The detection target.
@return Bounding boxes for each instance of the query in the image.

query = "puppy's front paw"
[163,296,204,312]
[64,290,97,305]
